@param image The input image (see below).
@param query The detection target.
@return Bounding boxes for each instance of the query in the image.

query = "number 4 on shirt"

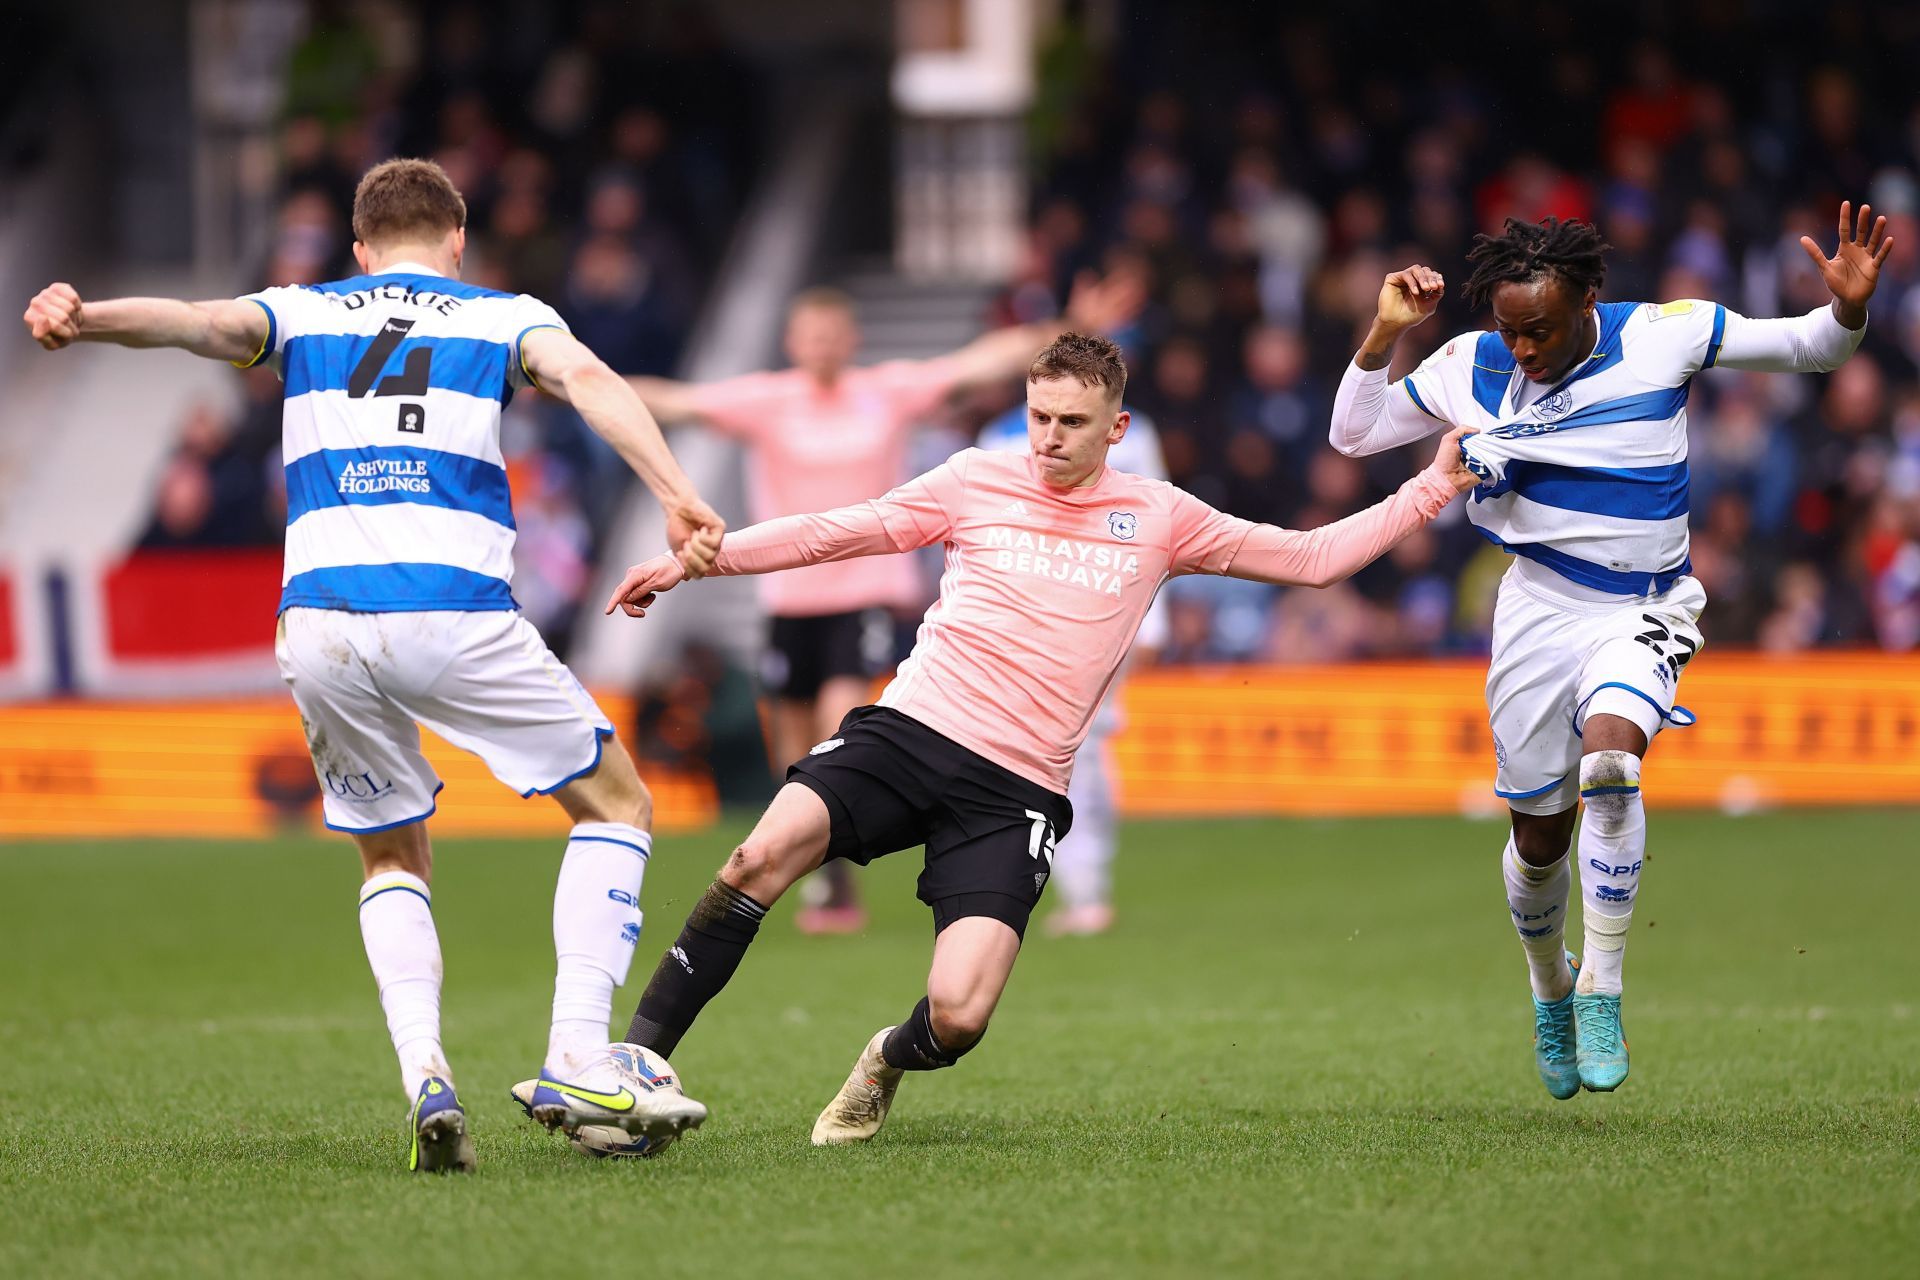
[349,317,433,398]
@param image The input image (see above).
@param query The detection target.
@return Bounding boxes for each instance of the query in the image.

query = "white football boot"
[522,1048,707,1142]
[811,1027,903,1145]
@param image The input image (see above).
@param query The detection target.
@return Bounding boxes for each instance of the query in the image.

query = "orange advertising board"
[1,654,1915,840]
[0,695,716,839]
[1113,654,1920,814]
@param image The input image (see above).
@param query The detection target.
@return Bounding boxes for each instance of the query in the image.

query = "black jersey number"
[348,318,433,398]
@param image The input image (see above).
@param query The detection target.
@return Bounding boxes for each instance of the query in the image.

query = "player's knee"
[1511,814,1575,866]
[578,778,649,829]
[720,841,761,886]
[597,743,651,827]
[561,739,652,828]
[622,775,654,831]
[720,837,791,897]
[354,823,431,881]
[1579,750,1642,824]
[1579,749,1640,788]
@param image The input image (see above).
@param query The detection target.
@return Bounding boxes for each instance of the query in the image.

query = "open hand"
[604,553,689,618]
[664,496,725,579]
[1799,201,1892,324]
[1063,268,1148,335]
[23,282,83,350]
[1377,265,1445,332]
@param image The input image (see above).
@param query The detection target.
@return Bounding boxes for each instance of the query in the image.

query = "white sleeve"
[233,284,328,371]
[1329,333,1469,457]
[1710,303,1865,374]
[507,294,570,390]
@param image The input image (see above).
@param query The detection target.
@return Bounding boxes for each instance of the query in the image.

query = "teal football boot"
[1532,952,1581,1100]
[1573,990,1629,1092]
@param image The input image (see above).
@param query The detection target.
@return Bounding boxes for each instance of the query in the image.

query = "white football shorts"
[1485,564,1706,815]
[275,607,615,832]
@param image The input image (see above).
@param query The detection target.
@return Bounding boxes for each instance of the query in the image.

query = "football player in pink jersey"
[588,333,1474,1146]
[621,279,1139,933]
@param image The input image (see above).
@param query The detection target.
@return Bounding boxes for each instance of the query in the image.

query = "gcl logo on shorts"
[325,770,394,801]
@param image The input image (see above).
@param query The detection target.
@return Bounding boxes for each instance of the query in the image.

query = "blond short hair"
[1029,331,1128,400]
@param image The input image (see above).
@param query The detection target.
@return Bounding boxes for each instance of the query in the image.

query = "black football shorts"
[761,609,894,702]
[785,705,1073,939]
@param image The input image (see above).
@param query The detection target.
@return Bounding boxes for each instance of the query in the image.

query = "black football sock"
[623,880,768,1057]
[881,997,980,1071]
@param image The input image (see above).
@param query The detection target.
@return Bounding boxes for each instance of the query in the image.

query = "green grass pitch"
[3,810,1915,1278]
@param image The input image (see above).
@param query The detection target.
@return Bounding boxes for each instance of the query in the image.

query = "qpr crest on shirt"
[1108,511,1138,540]
[1534,388,1575,422]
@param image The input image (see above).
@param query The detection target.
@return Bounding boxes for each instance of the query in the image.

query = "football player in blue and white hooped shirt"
[1327,206,1891,1099]
[23,158,725,1170]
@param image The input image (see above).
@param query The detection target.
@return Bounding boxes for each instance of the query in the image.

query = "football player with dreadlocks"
[1327,206,1891,1098]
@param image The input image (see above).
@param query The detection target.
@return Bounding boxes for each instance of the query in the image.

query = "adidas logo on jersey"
[1003,500,1031,516]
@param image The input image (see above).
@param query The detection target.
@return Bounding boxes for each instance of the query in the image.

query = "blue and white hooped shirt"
[1402,299,1727,599]
[238,264,564,614]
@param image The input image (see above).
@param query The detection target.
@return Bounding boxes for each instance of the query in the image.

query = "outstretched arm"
[23,283,268,364]
[604,503,905,617]
[1226,428,1474,588]
[605,453,965,617]
[1712,201,1891,373]
[622,375,710,425]
[522,327,725,574]
[936,270,1147,392]
[1710,305,1867,374]
[1330,264,1452,457]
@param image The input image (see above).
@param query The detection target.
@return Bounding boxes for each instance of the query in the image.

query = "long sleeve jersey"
[709,446,1457,791]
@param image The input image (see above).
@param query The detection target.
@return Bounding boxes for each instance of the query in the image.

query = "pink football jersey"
[711,448,1455,791]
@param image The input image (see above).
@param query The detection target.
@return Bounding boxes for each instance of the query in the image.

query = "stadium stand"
[55,3,1920,678]
[998,5,1920,656]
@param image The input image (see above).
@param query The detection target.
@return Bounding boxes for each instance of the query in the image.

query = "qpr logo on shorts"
[1534,388,1575,422]
[1491,733,1508,770]
[1108,511,1138,540]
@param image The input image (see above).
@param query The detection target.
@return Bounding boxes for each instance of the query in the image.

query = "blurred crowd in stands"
[143,2,1920,657]
[996,4,1920,655]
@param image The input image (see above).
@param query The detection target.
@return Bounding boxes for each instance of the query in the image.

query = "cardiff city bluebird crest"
[1108,511,1138,540]
[1534,388,1575,422]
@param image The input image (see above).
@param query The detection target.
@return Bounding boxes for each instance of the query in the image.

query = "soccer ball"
[567,1043,688,1160]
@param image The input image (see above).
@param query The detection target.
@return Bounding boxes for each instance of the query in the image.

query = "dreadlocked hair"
[1462,217,1612,308]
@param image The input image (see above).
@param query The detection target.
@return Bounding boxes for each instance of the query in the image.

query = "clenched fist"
[1375,265,1445,333]
[23,282,83,350]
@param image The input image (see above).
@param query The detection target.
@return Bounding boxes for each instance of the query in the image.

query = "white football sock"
[547,822,650,1075]
[1502,836,1573,1001]
[1575,750,1644,997]
[358,870,448,1100]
